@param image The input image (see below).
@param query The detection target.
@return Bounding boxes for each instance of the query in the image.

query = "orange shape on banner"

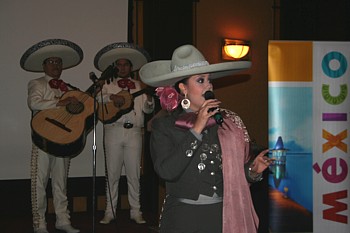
[323,129,348,153]
[268,41,313,82]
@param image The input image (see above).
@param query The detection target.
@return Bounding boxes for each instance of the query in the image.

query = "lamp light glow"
[222,39,250,60]
[224,45,249,59]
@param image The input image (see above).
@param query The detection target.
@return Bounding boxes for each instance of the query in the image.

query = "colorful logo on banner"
[313,45,349,231]
[268,41,349,233]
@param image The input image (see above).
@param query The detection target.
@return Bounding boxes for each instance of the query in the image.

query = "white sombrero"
[20,38,83,72]
[94,42,151,72]
[139,44,251,87]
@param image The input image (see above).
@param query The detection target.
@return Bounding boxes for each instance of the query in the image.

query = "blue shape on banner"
[270,136,288,188]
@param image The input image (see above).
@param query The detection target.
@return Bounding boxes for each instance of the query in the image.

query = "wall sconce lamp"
[222,39,250,60]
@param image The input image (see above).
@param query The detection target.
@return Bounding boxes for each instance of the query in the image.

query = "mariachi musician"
[20,38,82,233]
[94,42,154,224]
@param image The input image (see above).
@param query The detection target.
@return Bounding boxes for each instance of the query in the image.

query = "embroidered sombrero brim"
[94,42,151,72]
[139,45,251,87]
[20,39,83,72]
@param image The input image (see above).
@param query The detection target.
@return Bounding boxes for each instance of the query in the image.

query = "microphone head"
[204,91,215,100]
[204,90,224,126]
[89,72,97,80]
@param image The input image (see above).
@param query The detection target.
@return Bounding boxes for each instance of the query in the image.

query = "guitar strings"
[56,92,92,125]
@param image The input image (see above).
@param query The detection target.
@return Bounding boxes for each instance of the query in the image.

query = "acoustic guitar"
[31,66,114,157]
[97,87,152,124]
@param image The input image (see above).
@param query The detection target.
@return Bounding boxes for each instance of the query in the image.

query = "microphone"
[204,91,224,126]
[89,72,98,82]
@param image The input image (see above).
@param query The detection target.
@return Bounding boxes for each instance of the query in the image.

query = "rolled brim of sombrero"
[94,42,150,72]
[139,60,252,87]
[20,39,83,72]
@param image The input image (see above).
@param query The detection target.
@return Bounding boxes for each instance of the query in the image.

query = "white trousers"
[31,144,71,230]
[103,123,143,217]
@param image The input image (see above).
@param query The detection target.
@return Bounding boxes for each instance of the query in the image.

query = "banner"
[268,41,349,232]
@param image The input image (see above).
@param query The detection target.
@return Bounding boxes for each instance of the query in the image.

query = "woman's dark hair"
[174,77,189,94]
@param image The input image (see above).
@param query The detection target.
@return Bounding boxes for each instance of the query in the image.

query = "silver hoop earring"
[181,94,190,109]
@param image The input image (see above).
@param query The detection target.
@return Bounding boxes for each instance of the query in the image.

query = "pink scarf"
[218,110,259,233]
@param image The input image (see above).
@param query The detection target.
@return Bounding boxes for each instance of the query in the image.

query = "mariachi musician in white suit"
[94,42,154,225]
[20,39,83,233]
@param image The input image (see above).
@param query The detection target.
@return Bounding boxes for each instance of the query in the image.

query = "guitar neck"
[132,89,147,98]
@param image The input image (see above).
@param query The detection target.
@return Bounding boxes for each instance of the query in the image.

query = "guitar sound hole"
[66,102,84,115]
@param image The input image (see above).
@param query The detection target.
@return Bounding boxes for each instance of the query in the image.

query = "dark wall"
[280,0,350,40]
[143,0,195,60]
[140,0,196,215]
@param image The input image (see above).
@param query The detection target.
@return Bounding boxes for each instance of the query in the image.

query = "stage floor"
[2,210,159,233]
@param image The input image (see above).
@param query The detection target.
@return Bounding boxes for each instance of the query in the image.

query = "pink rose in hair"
[156,86,180,112]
